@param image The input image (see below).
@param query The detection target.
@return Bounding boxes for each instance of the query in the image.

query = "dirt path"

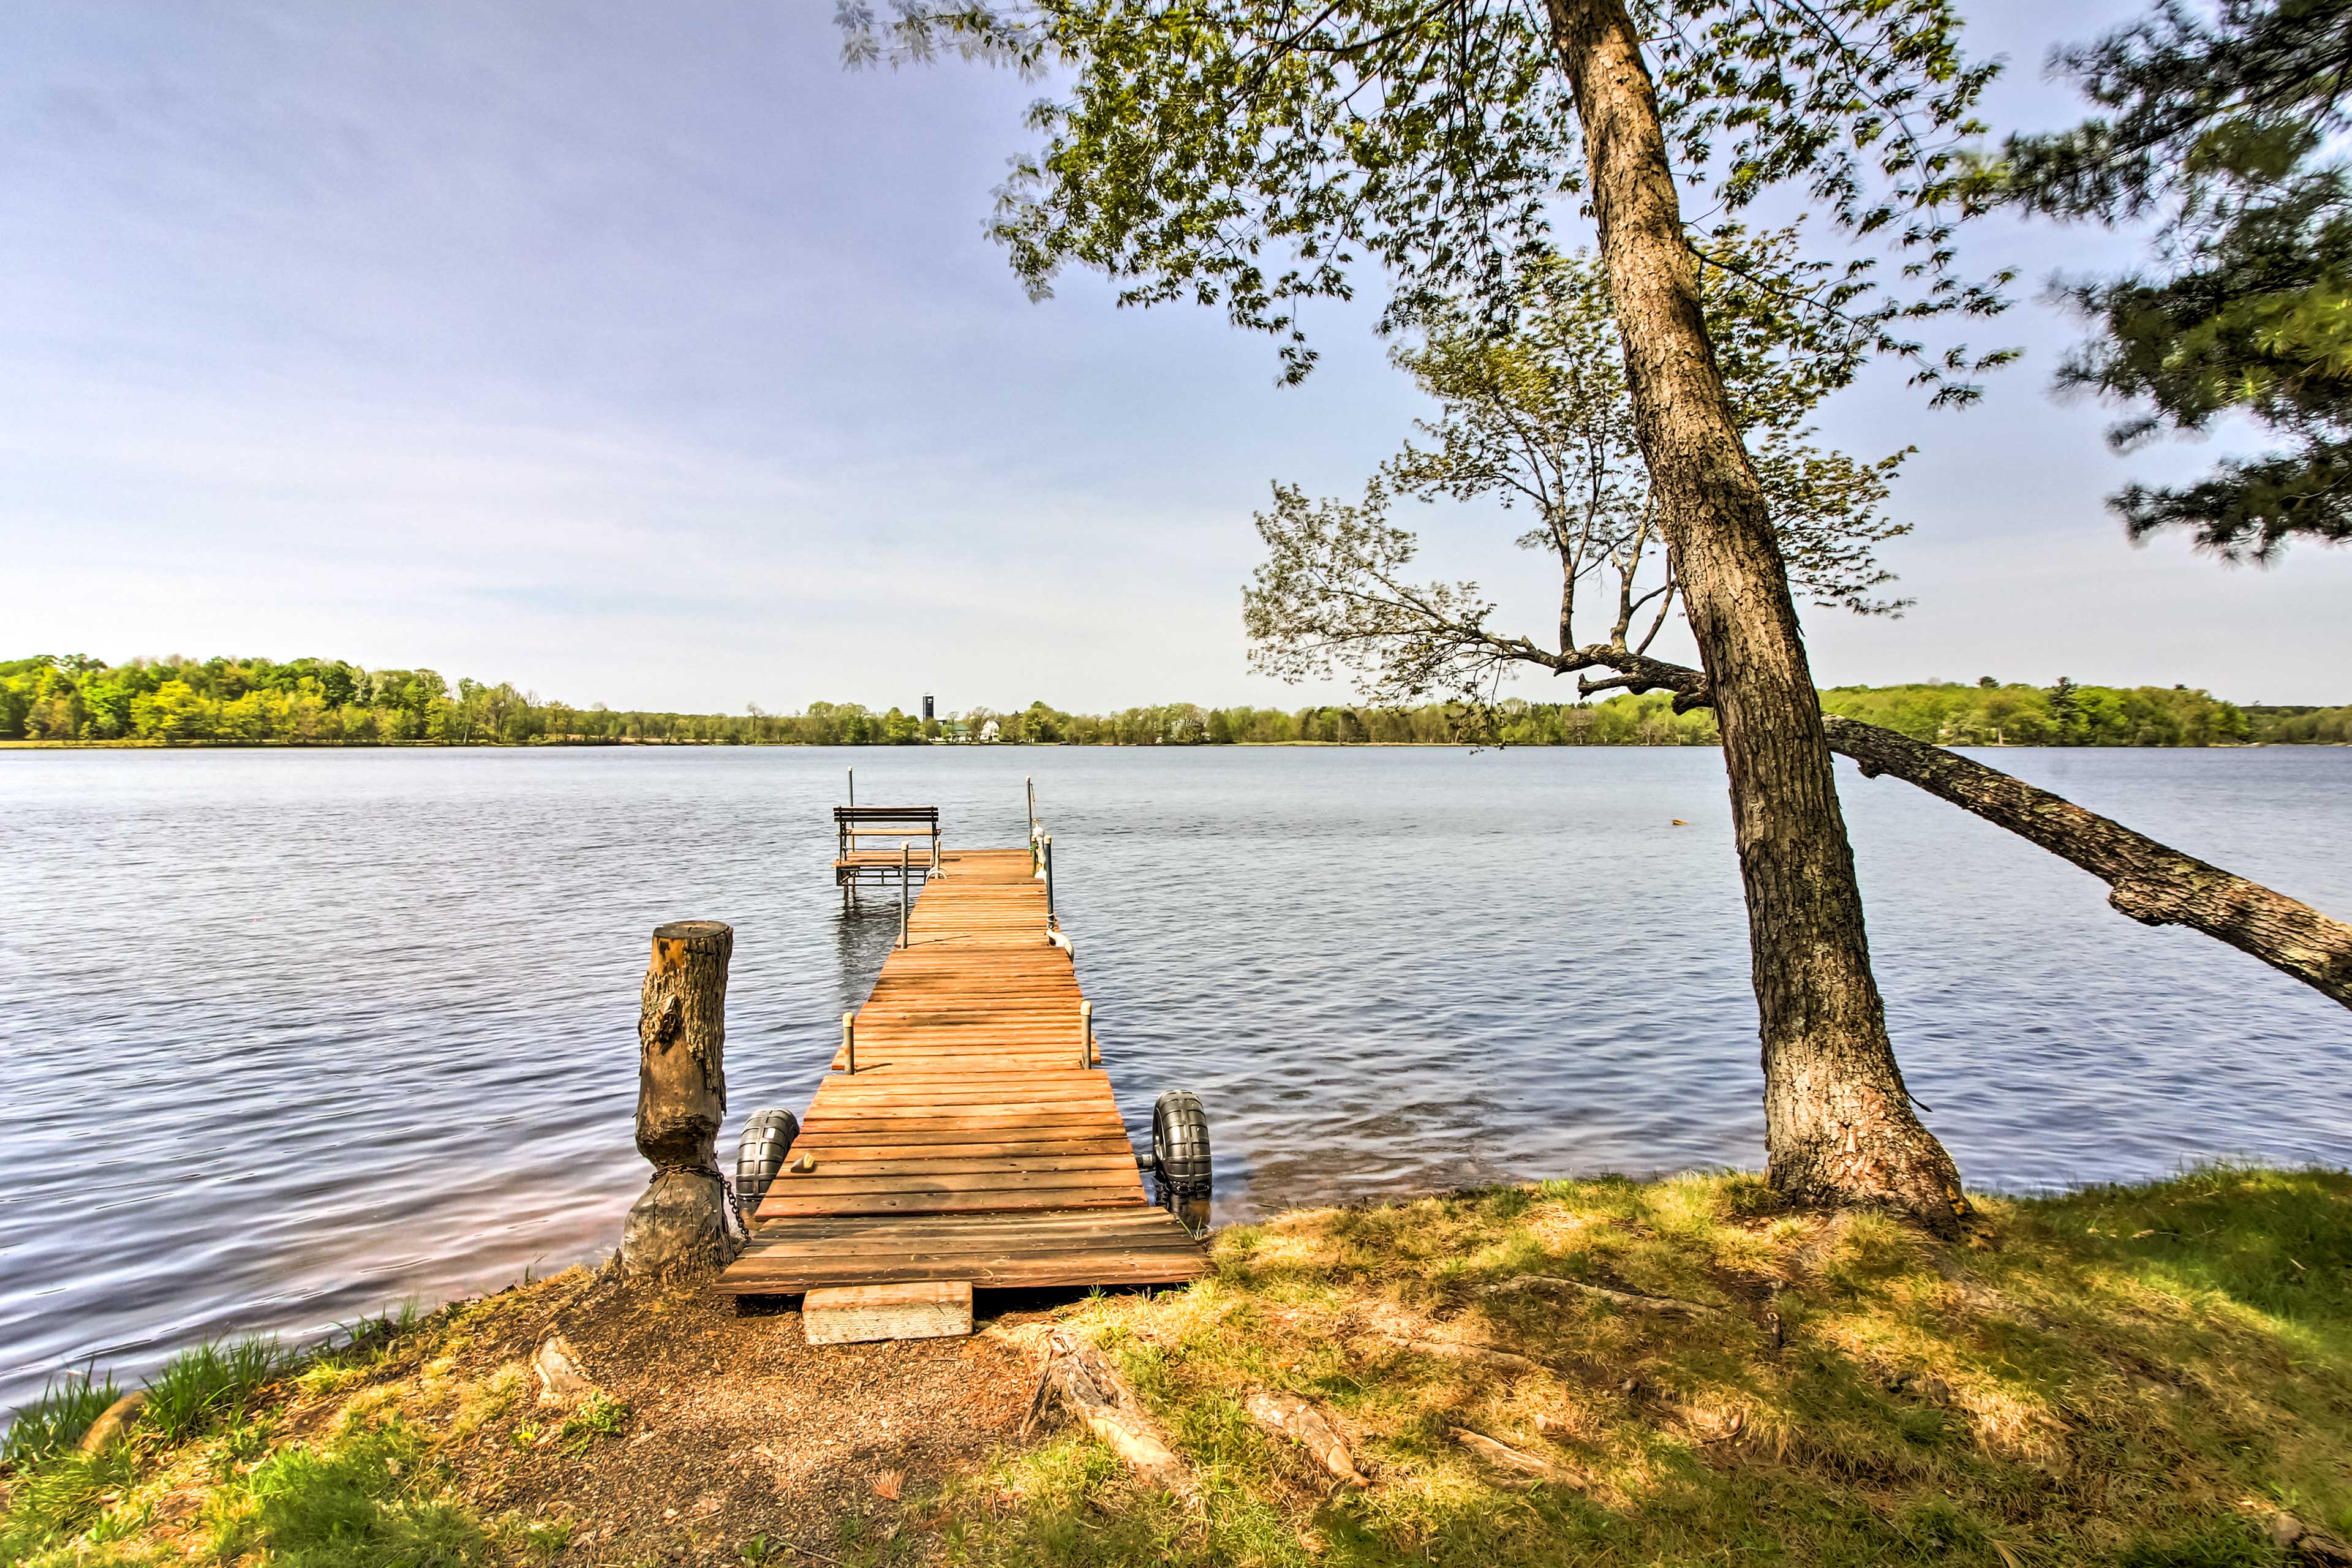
[420,1267,1049,1562]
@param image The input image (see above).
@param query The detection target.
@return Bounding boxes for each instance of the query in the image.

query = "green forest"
[1,654,2344,748]
[1819,678,2352,745]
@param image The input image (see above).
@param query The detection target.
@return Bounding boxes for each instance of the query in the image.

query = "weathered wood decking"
[717,848,1210,1295]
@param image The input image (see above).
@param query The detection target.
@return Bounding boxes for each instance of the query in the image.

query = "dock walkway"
[717,847,1210,1295]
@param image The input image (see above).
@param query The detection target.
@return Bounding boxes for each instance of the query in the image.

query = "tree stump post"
[620,919,738,1276]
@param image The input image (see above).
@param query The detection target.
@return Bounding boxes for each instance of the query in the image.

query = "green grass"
[142,1333,292,1440]
[5,1170,2348,1568]
[556,1390,630,1455]
[327,1300,424,1366]
[0,1291,503,1568]
[217,1419,486,1568]
[0,1447,141,1564]
[938,1166,2352,1567]
[0,1369,119,1467]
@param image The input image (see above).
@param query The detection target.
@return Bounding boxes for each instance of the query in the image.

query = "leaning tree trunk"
[621,919,739,1276]
[1823,718,2352,1009]
[1547,0,1972,1231]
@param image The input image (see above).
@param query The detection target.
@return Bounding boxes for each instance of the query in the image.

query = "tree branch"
[1546,658,2352,1011]
[1821,717,2352,1010]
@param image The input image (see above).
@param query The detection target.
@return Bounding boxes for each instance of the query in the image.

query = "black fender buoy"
[1150,1090,1212,1231]
[734,1108,799,1226]
[1150,1091,1212,1195]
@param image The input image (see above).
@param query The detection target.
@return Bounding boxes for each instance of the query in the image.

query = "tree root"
[1243,1389,1369,1486]
[1447,1425,1589,1487]
[1479,1275,1723,1318]
[1024,1329,1199,1506]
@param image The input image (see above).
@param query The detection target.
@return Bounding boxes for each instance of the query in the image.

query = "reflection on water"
[3,745,2348,1411]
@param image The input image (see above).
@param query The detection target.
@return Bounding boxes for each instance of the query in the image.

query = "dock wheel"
[734,1109,799,1227]
[1150,1091,1212,1231]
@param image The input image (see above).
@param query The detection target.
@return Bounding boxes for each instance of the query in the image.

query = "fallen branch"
[1243,1389,1369,1486]
[1028,1330,1199,1506]
[1480,1275,1723,1318]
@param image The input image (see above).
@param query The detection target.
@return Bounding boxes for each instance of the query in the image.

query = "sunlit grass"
[943,1166,2352,1567]
[143,1334,293,1441]
[4,1174,2347,1567]
[1,1296,475,1567]
[227,1418,484,1568]
[0,1447,140,1562]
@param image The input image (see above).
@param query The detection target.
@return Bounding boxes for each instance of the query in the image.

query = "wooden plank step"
[723,1256,1204,1292]
[744,1216,1193,1245]
[757,1196,1151,1219]
[790,1140,1136,1161]
[746,1220,1189,1247]
[793,1154,1140,1177]
[811,1080,1113,1102]
[766,1171,1148,1199]
[804,1281,973,1344]
[720,1204,1210,1294]
[808,1104,1113,1123]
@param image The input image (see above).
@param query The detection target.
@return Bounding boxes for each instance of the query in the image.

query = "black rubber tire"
[1150,1091,1212,1198]
[734,1108,799,1225]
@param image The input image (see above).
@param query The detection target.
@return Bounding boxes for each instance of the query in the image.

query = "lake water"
[4,745,2349,1412]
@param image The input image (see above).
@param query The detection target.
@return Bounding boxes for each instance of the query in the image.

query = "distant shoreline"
[12,656,2350,747]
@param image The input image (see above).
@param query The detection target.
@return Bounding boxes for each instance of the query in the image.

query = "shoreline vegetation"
[5,655,2348,750]
[7,1166,2352,1566]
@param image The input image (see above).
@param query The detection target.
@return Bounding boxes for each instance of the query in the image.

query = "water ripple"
[2,744,2348,1411]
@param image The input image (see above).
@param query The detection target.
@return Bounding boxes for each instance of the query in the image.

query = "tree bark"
[1546,0,1972,1231]
[1823,718,2352,1008]
[621,919,738,1276]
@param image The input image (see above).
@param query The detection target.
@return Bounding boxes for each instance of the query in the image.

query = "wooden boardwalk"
[717,848,1210,1295]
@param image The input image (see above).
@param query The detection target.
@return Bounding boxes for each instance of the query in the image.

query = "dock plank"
[725,1208,1209,1291]
[718,843,1207,1296]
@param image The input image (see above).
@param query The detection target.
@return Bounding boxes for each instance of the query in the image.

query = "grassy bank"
[8,1166,2351,1566]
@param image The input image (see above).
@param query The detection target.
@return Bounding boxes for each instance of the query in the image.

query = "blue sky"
[4,1,2347,711]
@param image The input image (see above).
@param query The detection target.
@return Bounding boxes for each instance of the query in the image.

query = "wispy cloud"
[1,0,2346,709]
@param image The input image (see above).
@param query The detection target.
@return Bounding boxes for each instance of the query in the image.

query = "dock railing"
[1025,777,1071,953]
[1027,775,1044,876]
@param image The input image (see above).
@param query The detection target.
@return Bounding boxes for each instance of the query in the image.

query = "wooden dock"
[717,846,1211,1295]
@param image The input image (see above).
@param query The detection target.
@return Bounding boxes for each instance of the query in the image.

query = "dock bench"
[833,805,941,901]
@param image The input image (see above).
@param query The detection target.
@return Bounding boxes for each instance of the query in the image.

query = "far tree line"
[2,654,2344,748]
